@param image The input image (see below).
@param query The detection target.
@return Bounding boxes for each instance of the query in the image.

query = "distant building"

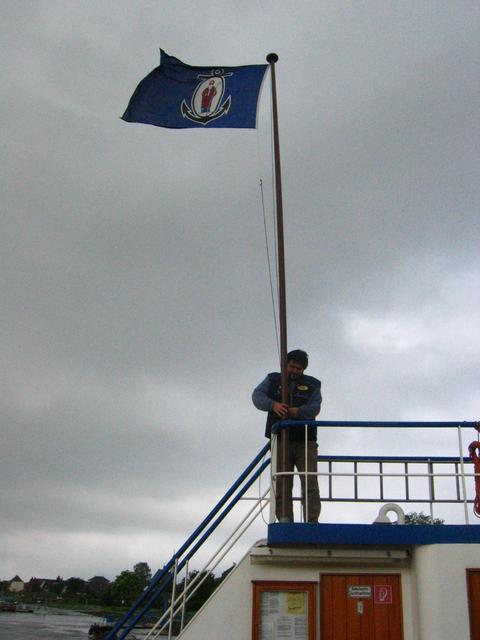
[7,576,24,593]
[88,576,111,597]
[27,577,62,594]
[62,577,87,597]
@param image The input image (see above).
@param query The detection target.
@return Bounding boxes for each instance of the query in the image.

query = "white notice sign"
[259,592,308,640]
[348,585,372,598]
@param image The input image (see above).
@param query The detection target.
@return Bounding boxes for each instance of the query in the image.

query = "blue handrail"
[106,419,478,638]
[271,419,478,433]
[317,455,472,463]
[105,442,270,640]
[118,457,271,639]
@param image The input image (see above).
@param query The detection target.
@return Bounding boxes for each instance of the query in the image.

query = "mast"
[267,53,289,521]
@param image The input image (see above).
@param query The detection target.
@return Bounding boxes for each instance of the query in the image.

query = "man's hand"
[288,407,300,418]
[272,401,289,418]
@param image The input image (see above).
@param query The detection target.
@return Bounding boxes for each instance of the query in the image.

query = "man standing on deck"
[252,349,322,523]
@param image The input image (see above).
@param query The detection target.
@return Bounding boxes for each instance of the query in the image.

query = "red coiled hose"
[469,422,480,518]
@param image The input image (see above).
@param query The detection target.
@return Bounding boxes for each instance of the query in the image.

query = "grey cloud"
[1,0,479,580]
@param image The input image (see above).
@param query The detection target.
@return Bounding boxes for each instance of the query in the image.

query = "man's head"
[286,349,308,379]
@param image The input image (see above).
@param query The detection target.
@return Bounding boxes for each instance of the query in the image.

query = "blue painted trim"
[267,523,480,546]
[317,455,471,463]
[271,420,478,434]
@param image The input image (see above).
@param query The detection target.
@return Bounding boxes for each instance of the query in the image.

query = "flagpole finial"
[266,53,279,63]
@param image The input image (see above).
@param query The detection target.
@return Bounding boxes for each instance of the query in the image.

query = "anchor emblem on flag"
[181,69,232,125]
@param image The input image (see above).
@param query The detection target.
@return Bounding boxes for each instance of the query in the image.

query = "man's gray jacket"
[252,372,321,440]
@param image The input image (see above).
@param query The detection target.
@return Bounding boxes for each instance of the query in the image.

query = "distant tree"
[52,577,64,596]
[405,511,444,525]
[99,586,114,606]
[219,564,235,581]
[111,571,143,605]
[133,562,152,589]
[181,570,218,614]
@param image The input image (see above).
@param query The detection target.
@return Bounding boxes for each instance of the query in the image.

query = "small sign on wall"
[374,585,393,604]
[348,585,372,598]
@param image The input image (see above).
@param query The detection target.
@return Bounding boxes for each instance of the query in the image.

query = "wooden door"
[321,574,403,640]
[467,570,480,640]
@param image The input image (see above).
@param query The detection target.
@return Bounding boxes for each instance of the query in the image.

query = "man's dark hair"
[287,349,308,369]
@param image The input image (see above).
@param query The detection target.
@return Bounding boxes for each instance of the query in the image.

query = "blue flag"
[122,50,268,129]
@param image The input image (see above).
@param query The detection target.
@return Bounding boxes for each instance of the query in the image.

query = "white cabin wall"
[178,548,252,640]
[178,548,327,640]
[413,544,480,640]
[178,545,418,640]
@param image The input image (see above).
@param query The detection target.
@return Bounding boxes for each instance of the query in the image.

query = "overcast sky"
[1,1,479,582]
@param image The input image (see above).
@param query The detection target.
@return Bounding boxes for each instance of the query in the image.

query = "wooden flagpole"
[267,53,289,521]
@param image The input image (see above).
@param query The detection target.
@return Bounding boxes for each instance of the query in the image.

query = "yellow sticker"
[284,592,305,615]
[297,385,309,391]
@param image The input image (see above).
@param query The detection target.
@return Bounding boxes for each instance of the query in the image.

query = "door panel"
[467,570,480,640]
[321,574,403,640]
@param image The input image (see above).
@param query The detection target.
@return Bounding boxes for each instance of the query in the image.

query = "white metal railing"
[270,420,479,525]
[111,420,479,639]
[143,488,269,639]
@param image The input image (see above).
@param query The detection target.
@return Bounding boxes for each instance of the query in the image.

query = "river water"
[0,609,160,639]
[0,609,102,639]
